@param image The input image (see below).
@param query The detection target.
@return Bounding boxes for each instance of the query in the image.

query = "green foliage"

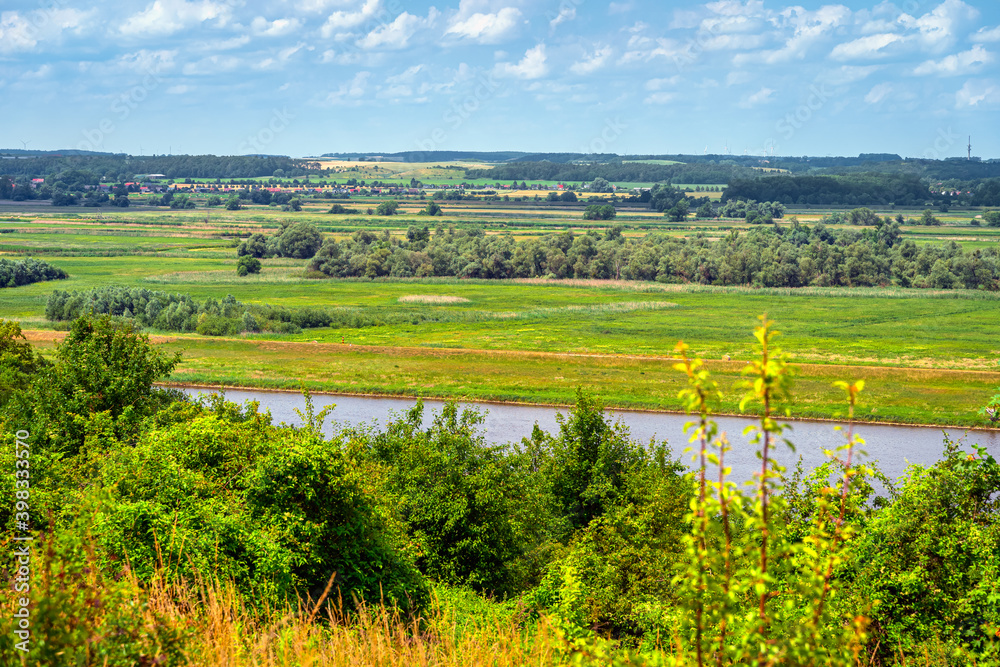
[7,316,180,457]
[0,320,44,405]
[0,257,68,288]
[277,221,323,259]
[846,438,1000,659]
[236,255,262,276]
[583,204,616,220]
[0,522,191,666]
[359,400,547,597]
[375,200,399,216]
[45,287,336,335]
[236,233,268,258]
[90,398,428,613]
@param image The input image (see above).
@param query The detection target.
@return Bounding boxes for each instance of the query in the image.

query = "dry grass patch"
[398,295,471,304]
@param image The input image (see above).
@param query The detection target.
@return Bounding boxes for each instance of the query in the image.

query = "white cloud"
[494,43,548,79]
[824,65,881,85]
[320,0,381,38]
[116,49,178,74]
[326,71,371,105]
[446,6,522,43]
[645,76,679,90]
[251,17,303,37]
[971,25,1000,43]
[829,33,904,60]
[739,86,774,108]
[644,92,674,104]
[913,45,993,76]
[865,82,892,104]
[736,4,852,66]
[955,79,1000,107]
[0,8,95,53]
[357,9,439,50]
[256,43,307,70]
[166,84,192,94]
[182,54,243,75]
[549,7,576,30]
[0,12,36,52]
[899,0,979,51]
[120,0,232,37]
[610,2,635,15]
[570,46,612,75]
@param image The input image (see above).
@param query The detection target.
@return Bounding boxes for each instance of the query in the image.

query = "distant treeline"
[464,161,755,185]
[0,154,311,180]
[308,223,1000,289]
[0,258,67,288]
[723,173,934,206]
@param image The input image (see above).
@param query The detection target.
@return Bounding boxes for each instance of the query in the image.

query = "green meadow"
[2,204,999,427]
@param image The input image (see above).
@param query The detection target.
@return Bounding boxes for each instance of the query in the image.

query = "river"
[179,387,1000,487]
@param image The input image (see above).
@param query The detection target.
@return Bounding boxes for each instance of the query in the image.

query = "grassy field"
[2,202,998,427]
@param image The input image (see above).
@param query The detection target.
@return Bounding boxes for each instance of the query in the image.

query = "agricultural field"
[1,197,999,427]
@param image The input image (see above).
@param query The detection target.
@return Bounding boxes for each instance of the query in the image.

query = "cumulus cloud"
[120,0,232,37]
[446,6,522,43]
[320,0,381,39]
[735,4,852,66]
[865,82,892,104]
[971,25,1000,43]
[549,7,576,30]
[494,43,548,79]
[326,71,371,105]
[357,9,439,50]
[913,45,993,75]
[955,79,1000,107]
[0,8,96,52]
[251,17,303,37]
[899,0,979,51]
[829,33,904,60]
[570,46,613,75]
[739,86,775,108]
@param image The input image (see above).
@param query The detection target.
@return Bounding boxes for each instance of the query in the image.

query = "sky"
[1,0,999,159]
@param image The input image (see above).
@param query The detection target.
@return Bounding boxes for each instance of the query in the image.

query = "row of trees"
[44,288,333,335]
[0,155,310,180]
[307,221,1000,289]
[723,173,933,206]
[1,317,997,662]
[0,258,67,288]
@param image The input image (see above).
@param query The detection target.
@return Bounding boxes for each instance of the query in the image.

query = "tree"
[588,177,611,193]
[11,316,180,456]
[278,222,323,259]
[920,209,941,226]
[225,195,241,210]
[236,256,262,276]
[848,207,880,226]
[666,199,690,222]
[695,203,715,219]
[237,233,268,258]
[560,191,578,203]
[583,204,616,221]
[375,200,399,216]
[423,201,443,216]
[984,210,1000,227]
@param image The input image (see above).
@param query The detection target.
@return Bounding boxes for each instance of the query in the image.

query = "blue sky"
[1,0,998,158]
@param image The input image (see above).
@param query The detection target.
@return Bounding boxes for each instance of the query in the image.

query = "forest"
[1,316,997,665]
[301,221,1000,289]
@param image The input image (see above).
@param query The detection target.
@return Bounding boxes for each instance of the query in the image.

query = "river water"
[179,387,999,486]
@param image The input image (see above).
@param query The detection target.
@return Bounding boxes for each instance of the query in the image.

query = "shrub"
[278,222,323,259]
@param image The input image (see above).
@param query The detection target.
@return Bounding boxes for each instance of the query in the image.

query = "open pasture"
[0,201,998,426]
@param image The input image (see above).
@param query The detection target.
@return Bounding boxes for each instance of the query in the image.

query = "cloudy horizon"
[1,0,998,159]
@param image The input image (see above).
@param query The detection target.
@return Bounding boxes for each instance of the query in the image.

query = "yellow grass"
[398,295,472,304]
